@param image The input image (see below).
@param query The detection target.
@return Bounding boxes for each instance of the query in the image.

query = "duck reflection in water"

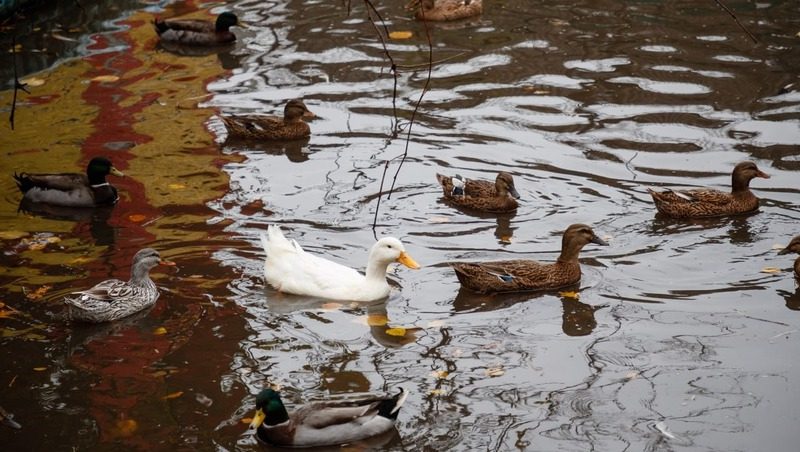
[650,213,755,244]
[18,199,116,246]
[224,137,312,163]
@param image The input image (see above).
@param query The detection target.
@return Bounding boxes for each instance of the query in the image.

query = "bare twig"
[9,34,30,130]
[713,0,758,44]
[362,0,400,132]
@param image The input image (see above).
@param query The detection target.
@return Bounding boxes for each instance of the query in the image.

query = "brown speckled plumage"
[436,172,520,213]
[778,235,800,280]
[222,99,315,141]
[154,12,239,46]
[407,0,482,21]
[451,224,608,294]
[647,161,770,218]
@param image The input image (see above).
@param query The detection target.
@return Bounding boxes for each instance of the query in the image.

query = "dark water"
[1,0,799,450]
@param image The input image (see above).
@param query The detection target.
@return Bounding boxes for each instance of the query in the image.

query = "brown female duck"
[406,0,483,21]
[436,172,520,213]
[647,161,770,218]
[778,235,800,280]
[222,99,316,141]
[154,11,240,46]
[451,224,608,294]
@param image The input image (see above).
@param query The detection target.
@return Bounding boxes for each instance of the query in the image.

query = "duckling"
[249,388,408,448]
[436,171,520,213]
[222,99,316,141]
[451,224,607,294]
[154,11,240,46]
[65,248,175,323]
[778,235,800,280]
[406,0,483,21]
[647,161,770,218]
[13,157,124,208]
[261,225,420,302]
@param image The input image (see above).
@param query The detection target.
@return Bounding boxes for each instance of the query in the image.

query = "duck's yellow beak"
[249,408,265,429]
[159,260,176,266]
[110,167,124,177]
[397,251,420,269]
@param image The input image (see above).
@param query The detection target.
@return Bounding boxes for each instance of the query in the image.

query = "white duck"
[260,225,420,302]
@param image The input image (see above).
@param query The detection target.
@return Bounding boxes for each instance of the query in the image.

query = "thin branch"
[9,34,30,131]
[713,0,758,44]
[362,0,400,132]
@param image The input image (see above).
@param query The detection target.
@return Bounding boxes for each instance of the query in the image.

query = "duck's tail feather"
[153,18,169,34]
[13,173,33,194]
[378,388,408,420]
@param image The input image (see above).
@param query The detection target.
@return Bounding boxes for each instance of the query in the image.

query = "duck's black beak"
[777,247,790,255]
[509,186,521,199]
[591,235,609,246]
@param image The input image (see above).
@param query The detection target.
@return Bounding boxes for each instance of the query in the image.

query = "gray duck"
[14,157,124,208]
[65,248,175,323]
[222,99,316,141]
[406,0,483,21]
[778,235,800,280]
[154,11,240,46]
[436,171,520,213]
[647,161,770,218]
[451,224,608,294]
[249,388,407,448]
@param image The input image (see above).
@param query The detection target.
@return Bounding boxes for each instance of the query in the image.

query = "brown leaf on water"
[485,367,505,377]
[33,367,46,371]
[128,214,147,223]
[168,183,186,190]
[389,31,413,40]
[25,285,51,301]
[114,419,138,437]
[431,370,449,379]
[153,327,167,335]
[761,267,781,274]
[162,391,183,400]
[91,75,119,83]
[559,291,580,299]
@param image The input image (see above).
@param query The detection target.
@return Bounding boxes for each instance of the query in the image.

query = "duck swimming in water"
[14,156,123,208]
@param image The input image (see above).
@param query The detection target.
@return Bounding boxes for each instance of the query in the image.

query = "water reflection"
[17,200,116,245]
[224,137,313,163]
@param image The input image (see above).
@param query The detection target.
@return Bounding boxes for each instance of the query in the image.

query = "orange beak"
[160,260,176,266]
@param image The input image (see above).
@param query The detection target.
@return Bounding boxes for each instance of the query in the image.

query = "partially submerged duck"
[65,248,175,323]
[451,224,607,294]
[222,99,316,141]
[14,157,124,208]
[436,172,520,213]
[778,235,800,280]
[260,225,420,302]
[406,0,483,21]
[647,161,770,218]
[249,388,408,448]
[154,11,240,46]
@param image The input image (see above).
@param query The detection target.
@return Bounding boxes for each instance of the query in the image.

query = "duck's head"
[778,235,800,256]
[132,248,175,271]
[370,237,420,269]
[563,224,608,251]
[215,12,239,32]
[731,161,769,191]
[284,99,316,122]
[250,388,288,429]
[87,157,124,181]
[495,172,520,199]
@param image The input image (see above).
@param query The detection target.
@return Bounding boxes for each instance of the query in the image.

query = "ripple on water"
[607,76,712,95]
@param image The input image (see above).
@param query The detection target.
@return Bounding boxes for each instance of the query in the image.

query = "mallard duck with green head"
[222,99,316,141]
[154,11,240,46]
[406,0,483,21]
[249,387,408,447]
[451,224,608,294]
[778,235,800,280]
[436,171,520,213]
[14,156,124,208]
[647,161,770,218]
[65,248,175,323]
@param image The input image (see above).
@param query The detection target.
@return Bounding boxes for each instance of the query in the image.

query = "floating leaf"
[241,417,253,424]
[153,327,167,335]
[321,302,343,310]
[128,214,147,223]
[21,77,45,87]
[26,285,51,301]
[168,183,186,190]
[385,327,407,337]
[28,242,47,251]
[559,291,580,299]
[485,367,505,377]
[367,314,389,326]
[431,370,449,379]
[429,389,446,396]
[162,391,183,400]
[0,231,29,240]
[33,367,46,371]
[625,371,639,380]
[91,75,120,83]
[429,216,450,224]
[761,267,781,274]
[151,370,168,378]
[499,235,512,244]
[389,31,413,40]
[70,256,92,265]
[115,419,138,437]
[45,237,61,244]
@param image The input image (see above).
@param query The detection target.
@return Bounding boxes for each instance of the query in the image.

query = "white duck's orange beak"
[397,251,420,269]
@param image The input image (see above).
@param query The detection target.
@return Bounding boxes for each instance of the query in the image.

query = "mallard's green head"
[250,388,289,428]
[87,157,123,184]
[215,12,239,32]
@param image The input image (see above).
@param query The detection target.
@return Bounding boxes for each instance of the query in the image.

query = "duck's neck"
[731,175,753,193]
[129,263,155,288]
[365,258,391,283]
[264,401,290,426]
[88,171,107,186]
[556,244,583,265]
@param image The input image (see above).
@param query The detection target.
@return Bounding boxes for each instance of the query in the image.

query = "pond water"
[1,0,799,450]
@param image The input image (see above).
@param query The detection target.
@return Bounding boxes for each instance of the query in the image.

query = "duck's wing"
[452,259,549,293]
[295,390,406,428]
[222,115,284,136]
[15,173,87,193]
[648,188,730,205]
[159,18,215,33]
[463,178,495,197]
[66,279,130,304]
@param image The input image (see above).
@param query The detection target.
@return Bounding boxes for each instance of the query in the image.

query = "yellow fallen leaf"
[241,417,253,424]
[26,285,51,301]
[33,367,46,371]
[431,370,449,379]
[559,291,580,299]
[28,242,46,251]
[485,367,505,377]
[153,327,167,335]
[385,327,407,337]
[45,237,61,244]
[70,256,92,265]
[21,77,45,87]
[10,44,22,52]
[151,370,168,378]
[168,183,186,190]
[128,214,147,223]
[115,419,138,437]
[91,75,120,83]
[389,31,413,40]
[0,231,29,240]
[162,391,183,400]
[367,314,389,327]
[761,267,781,274]
[429,389,446,396]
